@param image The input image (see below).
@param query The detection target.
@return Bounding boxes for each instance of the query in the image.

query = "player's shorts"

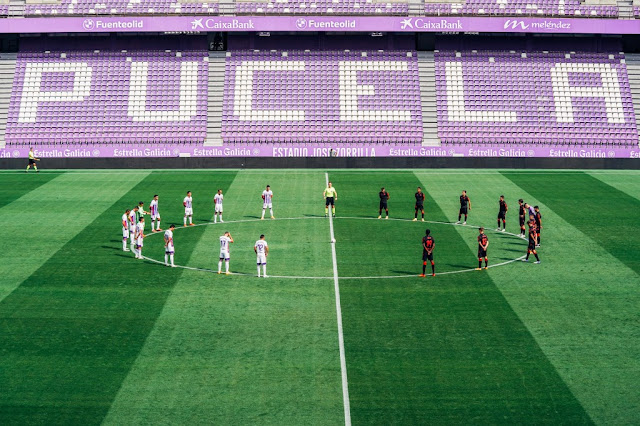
[122,227,129,239]
[136,237,144,248]
[459,207,468,215]
[263,202,272,209]
[215,204,223,213]
[498,211,506,220]
[519,215,525,226]
[28,159,36,165]
[166,243,174,254]
[528,240,536,251]
[219,250,230,260]
[325,197,335,206]
[129,228,135,238]
[422,252,433,261]
[415,203,424,211]
[184,208,193,216]
[379,201,388,209]
[257,254,267,265]
[151,213,160,220]
[478,248,487,258]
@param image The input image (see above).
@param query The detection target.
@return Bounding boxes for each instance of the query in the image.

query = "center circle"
[140,216,527,279]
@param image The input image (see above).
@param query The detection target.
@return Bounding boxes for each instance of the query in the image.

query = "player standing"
[420,229,435,277]
[378,187,390,219]
[261,185,274,220]
[128,206,138,248]
[150,195,161,232]
[214,189,224,223]
[324,182,337,218]
[413,187,425,222]
[164,224,176,267]
[25,147,39,173]
[534,206,542,247]
[121,209,130,252]
[254,234,269,278]
[524,218,541,264]
[496,195,508,232]
[183,191,194,226]
[518,199,526,238]
[457,190,471,225]
[476,227,489,270]
[134,217,145,259]
[218,231,234,274]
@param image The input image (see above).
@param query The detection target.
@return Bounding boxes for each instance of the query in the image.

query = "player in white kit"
[213,189,224,223]
[164,224,176,267]
[218,231,234,274]
[121,209,131,252]
[261,185,274,220]
[128,206,138,249]
[150,195,161,232]
[134,217,146,259]
[254,234,269,278]
[183,191,194,226]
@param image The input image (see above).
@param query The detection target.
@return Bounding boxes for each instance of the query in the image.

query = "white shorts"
[215,205,223,213]
[263,203,272,209]
[136,237,144,247]
[152,213,160,220]
[122,227,129,238]
[129,228,135,238]
[166,243,174,254]
[257,254,267,265]
[185,208,193,216]
[219,250,229,260]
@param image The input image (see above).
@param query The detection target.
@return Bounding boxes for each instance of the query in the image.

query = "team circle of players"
[120,183,542,278]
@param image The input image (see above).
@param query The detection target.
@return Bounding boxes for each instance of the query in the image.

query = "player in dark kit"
[524,218,541,263]
[534,206,542,247]
[476,227,489,270]
[413,187,425,222]
[378,187,390,219]
[457,190,471,225]
[496,195,508,232]
[421,229,435,277]
[518,199,526,237]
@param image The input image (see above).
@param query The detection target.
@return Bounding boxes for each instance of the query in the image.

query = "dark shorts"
[460,207,468,215]
[422,252,433,261]
[528,240,536,251]
[379,201,388,209]
[478,248,487,258]
[28,159,36,165]
[325,197,335,206]
[498,211,506,220]
[519,215,525,226]
[415,203,424,211]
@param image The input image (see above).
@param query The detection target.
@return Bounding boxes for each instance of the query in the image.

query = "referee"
[25,147,40,173]
[323,181,337,218]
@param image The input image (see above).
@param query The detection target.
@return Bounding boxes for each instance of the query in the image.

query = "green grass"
[0,169,639,425]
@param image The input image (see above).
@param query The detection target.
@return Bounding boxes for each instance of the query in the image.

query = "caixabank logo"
[400,18,462,31]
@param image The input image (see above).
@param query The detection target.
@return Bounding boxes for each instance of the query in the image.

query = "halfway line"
[326,172,351,426]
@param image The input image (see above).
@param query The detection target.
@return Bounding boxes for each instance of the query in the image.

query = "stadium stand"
[24,0,219,17]
[235,0,408,15]
[5,37,208,145]
[222,48,422,143]
[424,0,618,17]
[435,36,637,146]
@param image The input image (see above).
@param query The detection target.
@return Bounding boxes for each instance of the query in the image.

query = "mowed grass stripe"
[0,172,59,209]
[0,171,236,425]
[589,171,640,204]
[502,172,640,276]
[103,171,345,425]
[0,172,150,303]
[332,171,590,424]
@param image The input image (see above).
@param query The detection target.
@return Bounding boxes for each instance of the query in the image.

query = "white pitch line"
[326,172,351,426]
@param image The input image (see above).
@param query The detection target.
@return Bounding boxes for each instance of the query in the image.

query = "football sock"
[422,261,426,275]
[465,215,468,221]
[262,209,265,219]
[189,216,192,224]
[157,220,160,229]
[526,251,530,260]
[214,215,217,224]
[262,265,266,276]
[422,212,424,219]
[218,261,222,272]
[458,214,462,221]
[431,262,435,274]
[270,208,273,217]
[502,220,506,229]
[257,266,261,277]
[485,259,488,268]
[537,235,541,244]
[332,207,335,215]
[534,252,540,261]
[34,165,38,172]
[184,217,187,226]
[219,215,222,222]
[478,260,482,268]
[170,254,174,266]
[225,261,229,273]
[414,211,418,218]
[165,254,168,264]
[123,240,127,250]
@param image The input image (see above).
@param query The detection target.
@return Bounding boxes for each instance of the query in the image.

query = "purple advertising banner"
[0,15,639,35]
[2,143,640,159]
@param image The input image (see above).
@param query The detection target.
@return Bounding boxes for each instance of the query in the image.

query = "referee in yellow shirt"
[323,181,337,218]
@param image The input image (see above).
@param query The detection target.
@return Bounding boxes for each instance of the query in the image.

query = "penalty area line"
[326,172,351,426]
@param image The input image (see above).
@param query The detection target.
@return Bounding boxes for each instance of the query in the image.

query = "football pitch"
[1,169,639,425]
